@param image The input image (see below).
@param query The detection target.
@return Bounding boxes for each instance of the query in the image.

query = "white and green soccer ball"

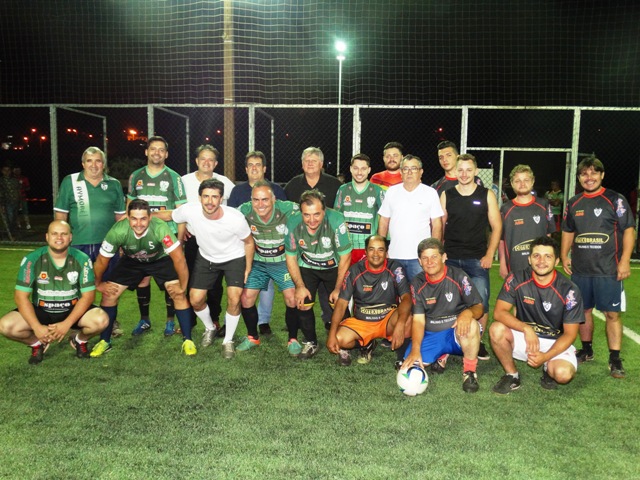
[397,365,429,396]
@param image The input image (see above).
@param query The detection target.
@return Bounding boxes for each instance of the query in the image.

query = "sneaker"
[609,358,625,379]
[477,342,490,360]
[201,327,217,347]
[379,339,392,349]
[90,340,112,358]
[259,324,272,335]
[394,360,403,371]
[492,374,521,395]
[540,369,558,390]
[287,339,302,356]
[237,336,261,351]
[164,320,176,337]
[338,349,352,367]
[182,339,197,356]
[29,344,45,365]
[222,341,235,359]
[430,354,448,374]
[69,336,90,359]
[132,319,151,336]
[576,349,594,364]
[462,371,480,393]
[299,342,319,360]
[112,320,124,338]
[357,340,378,365]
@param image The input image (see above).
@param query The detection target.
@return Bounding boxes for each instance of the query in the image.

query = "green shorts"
[245,260,294,292]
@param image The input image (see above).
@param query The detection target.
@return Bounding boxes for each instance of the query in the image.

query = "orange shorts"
[340,309,395,347]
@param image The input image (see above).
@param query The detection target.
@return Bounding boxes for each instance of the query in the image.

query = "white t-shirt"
[172,203,250,263]
[181,172,236,204]
[378,183,444,260]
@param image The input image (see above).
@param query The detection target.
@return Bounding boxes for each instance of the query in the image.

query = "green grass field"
[0,245,639,479]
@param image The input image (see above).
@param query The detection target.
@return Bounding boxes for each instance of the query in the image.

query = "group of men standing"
[0,137,634,393]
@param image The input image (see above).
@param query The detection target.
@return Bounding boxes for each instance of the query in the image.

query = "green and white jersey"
[54,172,126,245]
[238,200,299,263]
[334,181,384,249]
[15,246,95,313]
[127,165,187,234]
[285,208,352,270]
[100,217,180,263]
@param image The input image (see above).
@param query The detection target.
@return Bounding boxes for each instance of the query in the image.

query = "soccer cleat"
[576,349,594,364]
[430,354,448,374]
[182,339,197,356]
[462,371,479,393]
[237,336,261,351]
[540,369,558,390]
[394,360,403,371]
[216,324,226,338]
[357,340,378,365]
[132,319,151,336]
[299,342,319,360]
[477,342,490,360]
[609,358,625,379]
[89,340,112,358]
[112,320,124,338]
[492,374,521,395]
[379,339,392,349]
[259,324,272,335]
[222,341,235,359]
[164,320,176,337]
[338,349,352,367]
[201,327,217,347]
[69,336,90,359]
[287,339,302,356]
[28,344,45,365]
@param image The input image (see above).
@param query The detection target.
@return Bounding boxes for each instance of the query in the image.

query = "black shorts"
[190,251,246,290]
[110,256,178,291]
[15,305,98,329]
[300,267,338,305]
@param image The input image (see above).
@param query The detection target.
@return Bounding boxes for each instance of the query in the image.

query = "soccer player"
[90,199,193,357]
[127,136,187,337]
[491,237,583,393]
[0,220,108,364]
[326,235,412,366]
[334,153,385,264]
[431,141,482,194]
[544,179,564,234]
[173,179,254,359]
[561,157,635,378]
[370,142,404,190]
[237,181,298,351]
[401,238,484,393]
[284,189,352,359]
[498,165,555,278]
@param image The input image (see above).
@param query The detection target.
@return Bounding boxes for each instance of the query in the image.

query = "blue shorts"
[571,274,625,312]
[404,328,462,365]
[245,260,294,292]
[446,258,489,312]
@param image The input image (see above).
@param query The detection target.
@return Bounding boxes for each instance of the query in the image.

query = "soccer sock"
[74,334,87,344]
[223,312,241,344]
[298,308,317,344]
[195,305,216,331]
[165,291,175,321]
[609,349,620,361]
[175,308,192,340]
[285,306,299,340]
[509,372,520,379]
[30,341,42,347]
[241,305,260,339]
[136,285,151,321]
[100,305,118,342]
[581,341,593,354]
[463,357,478,373]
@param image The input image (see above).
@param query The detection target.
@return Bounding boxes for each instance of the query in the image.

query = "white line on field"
[593,310,640,345]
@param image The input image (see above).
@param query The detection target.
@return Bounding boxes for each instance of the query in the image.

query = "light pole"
[335,40,346,175]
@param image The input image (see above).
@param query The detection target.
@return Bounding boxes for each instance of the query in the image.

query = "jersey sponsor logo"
[565,290,577,310]
[367,196,376,208]
[574,233,609,245]
[616,199,626,217]
[136,180,144,190]
[533,215,540,224]
[575,210,584,217]
[321,236,332,249]
[394,267,405,282]
[462,276,472,296]
[543,301,552,312]
[66,271,79,284]
[346,221,372,235]
[255,244,284,258]
[301,253,335,268]
[381,281,388,290]
[363,285,373,292]
[54,276,63,281]
[445,292,453,302]
[513,240,533,252]
[593,208,602,217]
[514,219,524,226]
[343,195,352,206]
[162,235,174,248]
[160,181,169,192]
[38,299,75,311]
[250,225,258,232]
[426,297,436,305]
[523,296,535,305]
[39,272,49,282]
[298,239,307,248]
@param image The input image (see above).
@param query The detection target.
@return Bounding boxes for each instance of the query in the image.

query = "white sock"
[75,334,87,344]
[223,312,241,344]
[195,305,215,331]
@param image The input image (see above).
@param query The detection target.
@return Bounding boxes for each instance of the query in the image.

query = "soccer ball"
[397,365,429,396]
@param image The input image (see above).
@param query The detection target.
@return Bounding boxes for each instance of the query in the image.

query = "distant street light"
[335,40,347,175]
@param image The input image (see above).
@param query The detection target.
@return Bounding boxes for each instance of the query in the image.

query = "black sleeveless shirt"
[443,184,489,259]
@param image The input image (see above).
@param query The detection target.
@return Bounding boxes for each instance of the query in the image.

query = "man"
[90,199,194,357]
[402,238,483,393]
[334,153,385,264]
[491,237,582,394]
[0,220,108,364]
[54,147,126,334]
[13,166,31,230]
[237,181,298,351]
[228,151,287,335]
[378,155,444,281]
[172,179,253,359]
[127,136,187,337]
[284,189,352,359]
[499,164,555,278]
[440,154,501,362]
[432,141,482,194]
[561,157,635,378]
[544,180,564,234]
[371,142,403,190]
[180,145,235,343]
[326,235,412,366]
[284,146,343,207]
[0,164,21,239]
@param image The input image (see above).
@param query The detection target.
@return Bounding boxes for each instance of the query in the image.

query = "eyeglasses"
[401,166,420,173]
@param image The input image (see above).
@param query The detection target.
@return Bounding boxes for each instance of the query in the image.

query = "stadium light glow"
[335,39,347,174]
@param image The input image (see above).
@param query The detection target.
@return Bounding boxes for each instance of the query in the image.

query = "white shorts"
[511,329,578,370]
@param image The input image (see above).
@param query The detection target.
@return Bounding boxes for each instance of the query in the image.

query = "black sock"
[165,291,175,320]
[241,305,260,339]
[285,306,299,340]
[137,285,151,320]
[581,341,593,354]
[609,349,620,361]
